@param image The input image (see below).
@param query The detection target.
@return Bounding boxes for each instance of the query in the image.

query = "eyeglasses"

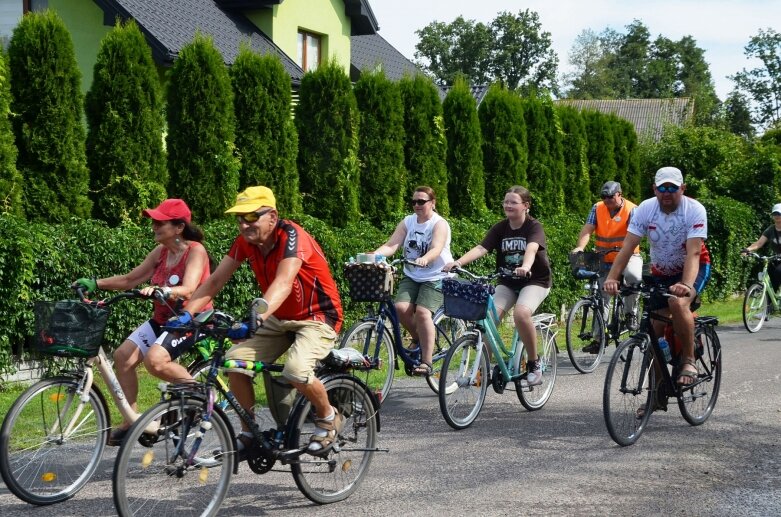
[410,199,431,206]
[656,184,680,193]
[502,200,525,206]
[236,208,272,224]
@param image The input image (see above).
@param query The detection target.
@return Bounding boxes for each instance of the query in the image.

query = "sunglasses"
[656,184,680,193]
[410,199,431,206]
[236,208,272,224]
[601,194,616,199]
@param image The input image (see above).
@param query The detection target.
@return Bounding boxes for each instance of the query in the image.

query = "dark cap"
[601,181,621,197]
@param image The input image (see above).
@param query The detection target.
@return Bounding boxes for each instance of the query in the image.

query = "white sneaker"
[521,367,543,387]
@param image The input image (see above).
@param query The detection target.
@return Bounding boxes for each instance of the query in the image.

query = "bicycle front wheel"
[517,329,558,411]
[742,283,768,333]
[566,298,606,373]
[678,325,722,425]
[428,310,468,394]
[438,335,490,430]
[339,319,394,405]
[287,375,378,504]
[603,338,654,446]
[113,396,234,517]
[0,376,108,505]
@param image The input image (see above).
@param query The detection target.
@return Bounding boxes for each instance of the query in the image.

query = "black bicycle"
[566,250,638,373]
[602,282,722,446]
[112,300,383,515]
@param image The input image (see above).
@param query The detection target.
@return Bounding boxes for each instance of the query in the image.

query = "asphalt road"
[2,321,780,516]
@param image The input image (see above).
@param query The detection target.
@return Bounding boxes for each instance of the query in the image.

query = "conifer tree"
[85,20,166,225]
[295,60,359,227]
[354,70,405,225]
[167,34,239,221]
[582,110,617,194]
[8,10,90,221]
[0,51,21,216]
[230,47,300,214]
[443,78,485,217]
[521,96,564,217]
[398,74,449,215]
[478,85,527,214]
[557,104,591,215]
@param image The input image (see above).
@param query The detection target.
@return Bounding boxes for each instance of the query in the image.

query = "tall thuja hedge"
[167,34,239,222]
[8,10,90,222]
[478,85,527,215]
[398,74,449,215]
[230,48,300,214]
[616,118,642,201]
[520,96,564,217]
[443,78,485,217]
[583,110,617,193]
[296,60,359,227]
[85,20,166,226]
[556,104,591,214]
[0,51,21,216]
[354,70,405,226]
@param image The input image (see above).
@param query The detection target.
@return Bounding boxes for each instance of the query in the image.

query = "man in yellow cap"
[182,186,344,455]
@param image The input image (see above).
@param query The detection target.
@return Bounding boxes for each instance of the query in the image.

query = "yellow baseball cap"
[225,186,277,214]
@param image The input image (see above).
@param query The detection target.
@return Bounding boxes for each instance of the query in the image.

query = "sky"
[369,0,781,100]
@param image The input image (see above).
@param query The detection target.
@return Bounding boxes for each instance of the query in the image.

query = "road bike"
[603,282,722,446]
[741,252,781,333]
[0,288,181,505]
[565,250,638,373]
[339,259,466,403]
[437,267,558,430]
[112,299,382,515]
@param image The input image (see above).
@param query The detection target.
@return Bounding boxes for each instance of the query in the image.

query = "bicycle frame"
[756,260,780,310]
[468,297,524,383]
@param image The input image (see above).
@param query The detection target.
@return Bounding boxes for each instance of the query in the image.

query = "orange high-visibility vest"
[594,199,639,263]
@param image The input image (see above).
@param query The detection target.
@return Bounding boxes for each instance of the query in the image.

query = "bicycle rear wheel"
[339,319,394,405]
[0,376,108,505]
[566,299,606,373]
[438,335,490,430]
[113,396,234,517]
[428,310,468,394]
[287,375,378,504]
[678,325,722,425]
[603,338,654,446]
[517,330,558,410]
[742,283,767,333]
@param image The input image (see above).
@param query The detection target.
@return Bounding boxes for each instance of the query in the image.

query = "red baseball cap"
[142,199,192,223]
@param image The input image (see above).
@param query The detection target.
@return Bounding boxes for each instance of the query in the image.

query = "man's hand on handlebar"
[603,278,620,295]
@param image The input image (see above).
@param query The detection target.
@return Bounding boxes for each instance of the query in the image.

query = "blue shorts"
[647,263,711,312]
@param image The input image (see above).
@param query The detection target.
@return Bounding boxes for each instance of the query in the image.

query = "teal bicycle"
[437,268,558,430]
[742,252,781,333]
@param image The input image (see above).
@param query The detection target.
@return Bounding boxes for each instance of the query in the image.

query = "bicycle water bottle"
[657,337,672,364]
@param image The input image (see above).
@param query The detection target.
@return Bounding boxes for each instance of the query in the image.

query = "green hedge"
[0,197,757,378]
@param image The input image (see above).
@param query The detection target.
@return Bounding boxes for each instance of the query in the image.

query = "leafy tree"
[556,104,591,214]
[295,60,359,227]
[443,78,485,217]
[723,89,755,138]
[166,34,239,222]
[731,28,781,130]
[8,10,91,221]
[354,70,406,226]
[398,74,449,215]
[415,9,558,93]
[85,20,167,226]
[564,28,622,98]
[478,85,527,214]
[230,47,300,214]
[521,96,564,217]
[0,51,21,216]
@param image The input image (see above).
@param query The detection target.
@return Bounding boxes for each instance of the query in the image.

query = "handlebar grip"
[248,297,268,336]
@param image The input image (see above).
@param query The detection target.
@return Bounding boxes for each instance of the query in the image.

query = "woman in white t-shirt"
[373,186,453,376]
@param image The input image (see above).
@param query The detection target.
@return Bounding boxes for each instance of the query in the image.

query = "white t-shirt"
[402,213,454,282]
[628,196,707,277]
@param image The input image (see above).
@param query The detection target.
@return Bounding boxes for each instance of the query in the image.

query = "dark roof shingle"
[350,32,421,82]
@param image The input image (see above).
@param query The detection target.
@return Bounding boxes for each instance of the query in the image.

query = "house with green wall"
[0,0,422,93]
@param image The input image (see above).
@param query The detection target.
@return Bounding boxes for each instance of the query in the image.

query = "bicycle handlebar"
[72,286,148,307]
[450,265,527,281]
[741,251,781,262]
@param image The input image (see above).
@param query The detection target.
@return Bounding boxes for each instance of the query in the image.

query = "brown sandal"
[677,360,698,386]
[412,362,433,377]
[307,407,344,455]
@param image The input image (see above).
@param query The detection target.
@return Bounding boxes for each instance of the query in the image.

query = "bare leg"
[669,297,697,384]
[414,306,435,366]
[395,301,418,344]
[514,304,537,361]
[144,346,193,383]
[292,378,330,418]
[113,340,143,428]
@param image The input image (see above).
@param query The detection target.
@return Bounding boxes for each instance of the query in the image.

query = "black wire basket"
[33,300,110,358]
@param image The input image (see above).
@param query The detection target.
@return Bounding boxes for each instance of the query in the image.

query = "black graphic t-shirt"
[480,217,552,290]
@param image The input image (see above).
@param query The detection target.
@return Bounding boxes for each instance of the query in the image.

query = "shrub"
[85,20,167,226]
[520,96,565,217]
[556,104,591,215]
[0,51,21,216]
[230,48,300,214]
[167,33,239,222]
[8,10,91,221]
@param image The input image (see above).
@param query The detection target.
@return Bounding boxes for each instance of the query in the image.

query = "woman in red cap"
[73,199,212,445]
